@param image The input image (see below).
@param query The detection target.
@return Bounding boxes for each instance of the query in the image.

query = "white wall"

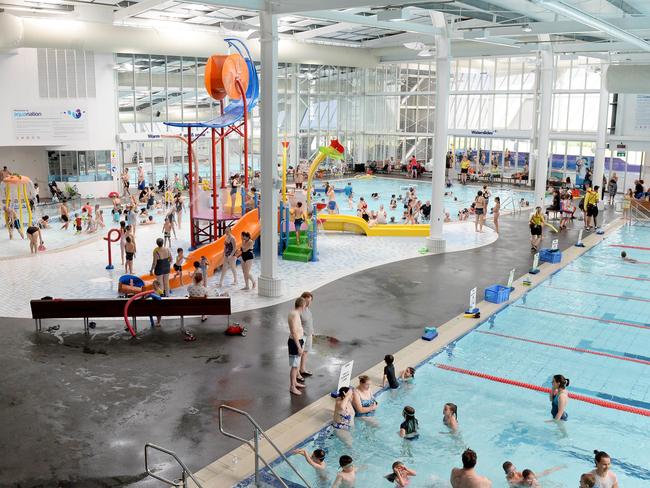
[0,48,117,150]
[613,94,650,149]
[0,146,48,187]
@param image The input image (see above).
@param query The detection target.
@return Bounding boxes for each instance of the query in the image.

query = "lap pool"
[313,177,535,222]
[243,224,650,487]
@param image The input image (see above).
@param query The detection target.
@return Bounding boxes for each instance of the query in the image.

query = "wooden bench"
[30,297,231,334]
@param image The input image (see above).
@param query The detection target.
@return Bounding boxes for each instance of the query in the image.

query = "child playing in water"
[173,248,185,284]
[399,367,415,382]
[399,406,419,440]
[124,236,135,274]
[162,217,175,247]
[385,461,416,487]
[332,455,356,488]
[74,213,82,234]
[199,256,210,286]
[442,403,458,432]
[291,448,326,477]
[390,195,397,209]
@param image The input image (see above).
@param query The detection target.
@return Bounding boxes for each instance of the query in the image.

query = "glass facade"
[48,150,112,182]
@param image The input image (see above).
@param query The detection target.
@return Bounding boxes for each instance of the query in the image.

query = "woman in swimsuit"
[26,225,43,254]
[174,194,184,229]
[442,402,458,433]
[589,451,618,488]
[237,231,255,291]
[352,375,378,420]
[548,374,569,421]
[150,238,172,296]
[474,190,486,232]
[332,386,354,447]
[219,226,239,288]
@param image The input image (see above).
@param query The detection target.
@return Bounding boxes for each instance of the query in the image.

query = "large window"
[48,150,112,182]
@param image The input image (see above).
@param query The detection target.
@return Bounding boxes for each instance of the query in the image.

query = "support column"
[533,48,553,209]
[594,64,609,196]
[427,11,448,253]
[257,5,283,298]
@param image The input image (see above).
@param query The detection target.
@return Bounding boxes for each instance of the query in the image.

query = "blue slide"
[165,38,259,130]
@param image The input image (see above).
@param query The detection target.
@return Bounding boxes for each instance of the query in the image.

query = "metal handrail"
[144,443,204,488]
[631,200,650,224]
[218,404,312,488]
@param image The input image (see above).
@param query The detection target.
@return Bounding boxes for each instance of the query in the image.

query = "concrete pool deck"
[197,218,625,488]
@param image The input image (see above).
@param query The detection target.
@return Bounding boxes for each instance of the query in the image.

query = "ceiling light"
[533,0,650,52]
[522,24,533,33]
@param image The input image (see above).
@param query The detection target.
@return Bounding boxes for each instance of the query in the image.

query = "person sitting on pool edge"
[382,354,399,389]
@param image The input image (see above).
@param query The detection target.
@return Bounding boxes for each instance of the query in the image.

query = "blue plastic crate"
[484,284,511,304]
[539,248,562,264]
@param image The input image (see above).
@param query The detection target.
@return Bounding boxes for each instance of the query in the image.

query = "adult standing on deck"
[299,291,314,378]
[460,155,470,185]
[474,190,486,233]
[121,168,130,196]
[607,173,618,207]
[150,237,172,296]
[288,297,306,396]
[450,449,492,487]
[137,164,145,191]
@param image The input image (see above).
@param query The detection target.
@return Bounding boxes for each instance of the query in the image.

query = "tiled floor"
[0,219,496,318]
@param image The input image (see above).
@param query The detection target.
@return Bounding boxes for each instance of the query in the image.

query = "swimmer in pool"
[390,195,397,209]
[292,448,326,478]
[371,192,380,200]
[442,403,458,432]
[399,367,415,382]
[399,406,419,440]
[385,461,416,487]
[589,450,619,488]
[503,461,565,486]
[331,455,356,488]
[520,470,539,487]
[547,374,569,421]
[620,251,638,263]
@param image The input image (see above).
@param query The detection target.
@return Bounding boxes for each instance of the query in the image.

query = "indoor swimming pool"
[251,224,650,487]
[314,177,536,222]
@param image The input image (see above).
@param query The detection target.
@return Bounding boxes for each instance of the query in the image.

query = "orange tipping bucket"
[204,53,249,102]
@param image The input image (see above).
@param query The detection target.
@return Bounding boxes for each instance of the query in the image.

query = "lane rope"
[514,305,650,330]
[540,285,650,303]
[476,330,650,366]
[436,364,650,417]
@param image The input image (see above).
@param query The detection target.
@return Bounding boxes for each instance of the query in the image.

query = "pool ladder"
[630,200,650,225]
[144,443,204,488]
[218,404,312,488]
[499,194,522,215]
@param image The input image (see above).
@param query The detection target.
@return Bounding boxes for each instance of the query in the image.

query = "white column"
[257,5,283,298]
[594,64,609,195]
[427,11,448,252]
[533,48,553,209]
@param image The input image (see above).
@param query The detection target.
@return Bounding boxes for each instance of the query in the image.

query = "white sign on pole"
[533,253,540,270]
[577,229,584,245]
[507,268,515,289]
[469,287,477,310]
[337,360,354,390]
[552,239,559,250]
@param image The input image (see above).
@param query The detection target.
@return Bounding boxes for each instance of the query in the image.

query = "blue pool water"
[253,224,650,487]
[314,177,535,222]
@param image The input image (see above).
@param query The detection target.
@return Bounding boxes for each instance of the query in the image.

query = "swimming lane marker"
[436,363,650,417]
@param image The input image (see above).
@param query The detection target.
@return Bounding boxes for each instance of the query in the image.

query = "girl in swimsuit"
[590,451,618,488]
[150,238,172,296]
[548,374,569,421]
[386,461,416,487]
[399,406,419,440]
[352,375,378,420]
[332,387,354,447]
[219,226,239,288]
[237,231,255,291]
[174,194,184,229]
[442,402,458,432]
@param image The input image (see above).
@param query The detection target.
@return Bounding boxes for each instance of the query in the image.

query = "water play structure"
[1,174,35,227]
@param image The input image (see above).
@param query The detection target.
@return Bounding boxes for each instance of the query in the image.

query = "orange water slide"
[139,209,260,291]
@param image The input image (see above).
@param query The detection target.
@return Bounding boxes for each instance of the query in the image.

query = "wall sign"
[13,108,88,144]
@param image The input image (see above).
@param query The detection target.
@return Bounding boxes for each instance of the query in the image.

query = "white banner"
[337,360,354,391]
[13,107,88,144]
[507,268,515,289]
[469,287,477,310]
[533,253,540,270]
[552,239,559,250]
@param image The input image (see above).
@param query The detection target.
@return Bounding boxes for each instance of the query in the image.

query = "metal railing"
[631,200,650,226]
[144,443,204,488]
[499,193,521,215]
[218,404,312,488]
